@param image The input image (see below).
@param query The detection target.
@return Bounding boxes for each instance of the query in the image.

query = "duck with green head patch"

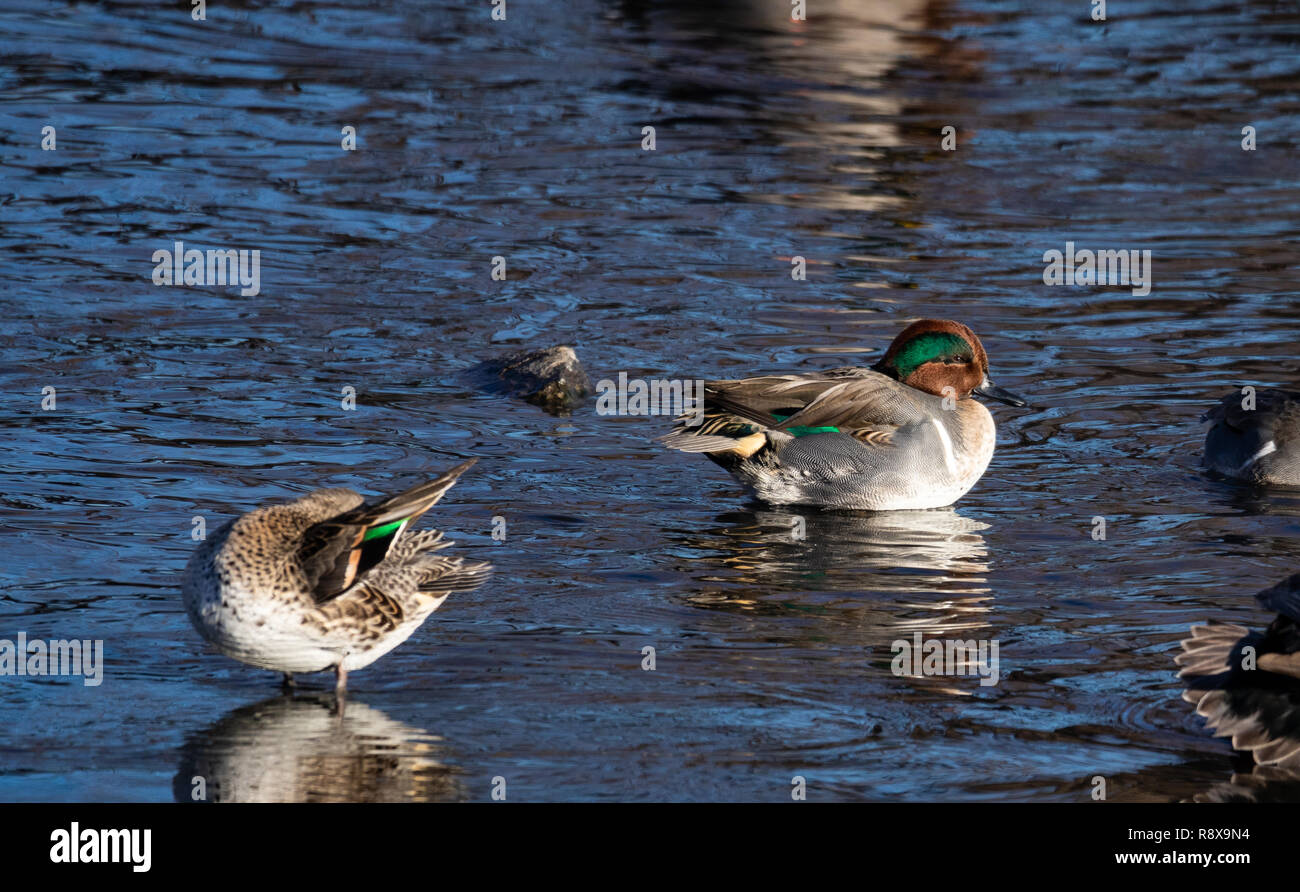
[658,319,1029,510]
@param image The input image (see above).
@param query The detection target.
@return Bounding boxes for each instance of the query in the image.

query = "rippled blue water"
[1,0,1299,801]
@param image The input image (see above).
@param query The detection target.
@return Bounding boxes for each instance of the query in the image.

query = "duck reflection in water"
[174,695,462,803]
[678,505,988,589]
[673,505,993,641]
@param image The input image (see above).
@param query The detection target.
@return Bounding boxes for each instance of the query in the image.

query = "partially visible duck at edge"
[1177,573,1300,770]
[1203,387,1300,486]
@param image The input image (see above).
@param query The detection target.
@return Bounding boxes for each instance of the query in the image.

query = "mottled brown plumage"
[182,460,490,695]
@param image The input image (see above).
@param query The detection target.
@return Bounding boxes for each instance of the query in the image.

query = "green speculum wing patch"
[362,519,406,542]
[770,413,839,437]
[786,425,840,437]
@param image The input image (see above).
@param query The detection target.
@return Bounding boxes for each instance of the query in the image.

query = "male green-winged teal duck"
[1176,573,1300,769]
[182,459,490,695]
[659,318,1028,510]
[1202,388,1300,485]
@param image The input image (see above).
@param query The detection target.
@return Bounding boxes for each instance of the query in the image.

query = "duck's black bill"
[974,382,1029,408]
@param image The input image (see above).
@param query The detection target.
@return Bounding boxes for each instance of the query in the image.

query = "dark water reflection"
[1,0,1299,800]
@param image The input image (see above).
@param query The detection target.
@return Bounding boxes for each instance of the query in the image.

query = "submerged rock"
[469,345,592,413]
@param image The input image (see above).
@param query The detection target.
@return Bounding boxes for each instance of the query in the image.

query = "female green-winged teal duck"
[1202,388,1300,485]
[182,459,490,695]
[1176,573,1300,769]
[659,319,1028,510]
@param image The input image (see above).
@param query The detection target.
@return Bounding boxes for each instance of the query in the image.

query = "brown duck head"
[871,318,1028,407]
